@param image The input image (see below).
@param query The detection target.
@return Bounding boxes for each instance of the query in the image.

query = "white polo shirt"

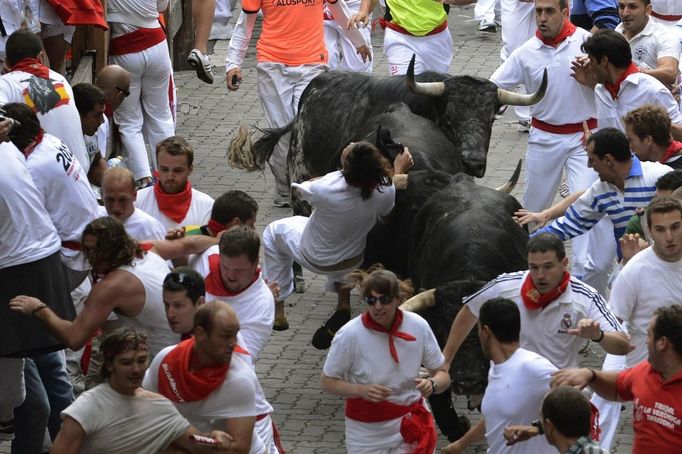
[616,18,681,71]
[99,206,167,241]
[491,28,597,125]
[594,72,682,132]
[609,246,682,367]
[464,271,624,369]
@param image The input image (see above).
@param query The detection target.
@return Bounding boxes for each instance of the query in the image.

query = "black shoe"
[312,309,351,350]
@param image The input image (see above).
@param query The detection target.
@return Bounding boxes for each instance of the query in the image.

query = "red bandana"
[22,129,44,158]
[604,63,639,100]
[157,338,247,402]
[207,219,228,236]
[535,19,577,47]
[11,57,50,79]
[153,180,192,223]
[361,309,416,363]
[205,254,260,297]
[521,271,571,310]
[661,141,682,164]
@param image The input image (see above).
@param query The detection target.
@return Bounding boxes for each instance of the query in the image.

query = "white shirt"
[651,0,682,16]
[464,271,624,369]
[491,28,597,125]
[135,185,214,230]
[323,311,444,450]
[98,206,168,242]
[61,382,190,454]
[144,347,265,454]
[293,170,395,267]
[616,18,681,71]
[193,246,274,361]
[481,348,557,454]
[610,246,682,366]
[117,252,179,356]
[24,134,99,258]
[594,72,682,132]
[0,143,60,268]
[0,69,90,172]
[107,0,169,29]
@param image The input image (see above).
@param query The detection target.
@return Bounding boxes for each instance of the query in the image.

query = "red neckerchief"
[153,180,192,223]
[521,271,570,310]
[604,63,640,100]
[661,141,682,164]
[22,129,44,158]
[157,338,246,403]
[361,309,416,363]
[535,19,576,47]
[205,253,260,297]
[11,57,50,79]
[207,219,227,236]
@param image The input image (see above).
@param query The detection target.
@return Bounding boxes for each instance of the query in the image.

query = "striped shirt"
[463,271,623,369]
[535,157,672,257]
[566,436,609,454]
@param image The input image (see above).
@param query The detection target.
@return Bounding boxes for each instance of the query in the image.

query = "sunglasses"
[116,86,130,97]
[164,272,200,293]
[364,294,393,306]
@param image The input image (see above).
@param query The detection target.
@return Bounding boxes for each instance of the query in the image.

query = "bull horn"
[406,55,446,97]
[497,69,547,106]
[400,288,436,312]
[495,159,522,193]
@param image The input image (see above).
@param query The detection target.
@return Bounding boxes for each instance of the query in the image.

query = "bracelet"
[32,304,48,315]
[428,378,437,394]
[591,330,604,343]
[587,368,597,384]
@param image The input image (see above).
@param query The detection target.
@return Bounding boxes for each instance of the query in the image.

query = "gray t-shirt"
[62,382,190,454]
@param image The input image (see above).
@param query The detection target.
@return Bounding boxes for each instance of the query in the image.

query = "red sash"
[661,141,682,164]
[154,181,192,224]
[361,310,416,364]
[520,271,570,310]
[11,58,50,79]
[604,63,639,100]
[535,19,576,47]
[651,11,682,21]
[531,117,597,134]
[345,398,437,454]
[205,254,260,297]
[109,27,166,56]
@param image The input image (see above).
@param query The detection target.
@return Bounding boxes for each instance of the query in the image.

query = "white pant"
[262,216,357,300]
[383,27,452,75]
[475,0,500,24]
[591,353,627,451]
[324,21,373,73]
[110,40,176,180]
[500,0,534,120]
[255,415,280,454]
[256,62,327,196]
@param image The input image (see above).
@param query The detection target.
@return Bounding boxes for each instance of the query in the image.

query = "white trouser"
[500,0,534,120]
[0,358,25,420]
[475,0,501,24]
[262,216,358,300]
[580,224,617,297]
[256,62,327,197]
[214,0,233,21]
[324,21,373,73]
[523,128,612,289]
[591,353,627,451]
[383,27,452,76]
[110,40,176,180]
[256,415,279,454]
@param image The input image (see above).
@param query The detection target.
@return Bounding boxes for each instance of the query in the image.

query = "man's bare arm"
[150,235,219,261]
[642,57,680,86]
[514,191,584,229]
[551,368,621,401]
[222,416,255,454]
[50,416,85,454]
[441,305,479,369]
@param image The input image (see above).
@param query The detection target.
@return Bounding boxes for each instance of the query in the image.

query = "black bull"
[381,171,529,440]
[243,57,546,193]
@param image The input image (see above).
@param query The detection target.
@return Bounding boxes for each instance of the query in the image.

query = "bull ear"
[406,54,446,97]
[497,69,547,106]
[400,288,436,312]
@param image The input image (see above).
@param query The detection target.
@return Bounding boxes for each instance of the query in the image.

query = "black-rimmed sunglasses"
[116,86,130,97]
[364,294,393,306]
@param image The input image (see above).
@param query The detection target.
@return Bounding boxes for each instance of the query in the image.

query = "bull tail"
[226,121,293,171]
[495,159,522,193]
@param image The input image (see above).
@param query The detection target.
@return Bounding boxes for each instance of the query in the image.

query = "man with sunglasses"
[320,269,449,453]
[94,65,132,161]
[158,267,284,453]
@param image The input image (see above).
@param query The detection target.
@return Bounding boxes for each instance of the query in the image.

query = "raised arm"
[149,235,219,260]
[441,305,479,369]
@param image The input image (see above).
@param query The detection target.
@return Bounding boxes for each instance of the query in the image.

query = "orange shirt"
[242,0,328,66]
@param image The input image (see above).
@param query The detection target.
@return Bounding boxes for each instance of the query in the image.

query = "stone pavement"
[0,5,634,453]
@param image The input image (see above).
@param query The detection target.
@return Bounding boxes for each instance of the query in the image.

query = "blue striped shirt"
[535,157,672,257]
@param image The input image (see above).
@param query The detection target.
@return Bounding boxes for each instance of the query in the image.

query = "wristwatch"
[428,378,437,394]
[531,419,544,435]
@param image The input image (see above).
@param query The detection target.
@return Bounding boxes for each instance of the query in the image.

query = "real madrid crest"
[560,313,573,330]
[633,45,647,63]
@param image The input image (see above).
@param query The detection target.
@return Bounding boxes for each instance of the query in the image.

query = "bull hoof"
[273,316,290,331]
[294,276,306,294]
[312,309,351,350]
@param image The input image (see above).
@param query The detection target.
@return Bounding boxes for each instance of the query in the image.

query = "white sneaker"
[478,20,497,32]
[517,119,531,133]
[187,49,214,84]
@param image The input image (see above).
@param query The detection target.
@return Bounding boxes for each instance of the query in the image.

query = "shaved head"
[101,167,136,220]
[194,300,238,334]
[95,65,131,111]
[102,167,135,192]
